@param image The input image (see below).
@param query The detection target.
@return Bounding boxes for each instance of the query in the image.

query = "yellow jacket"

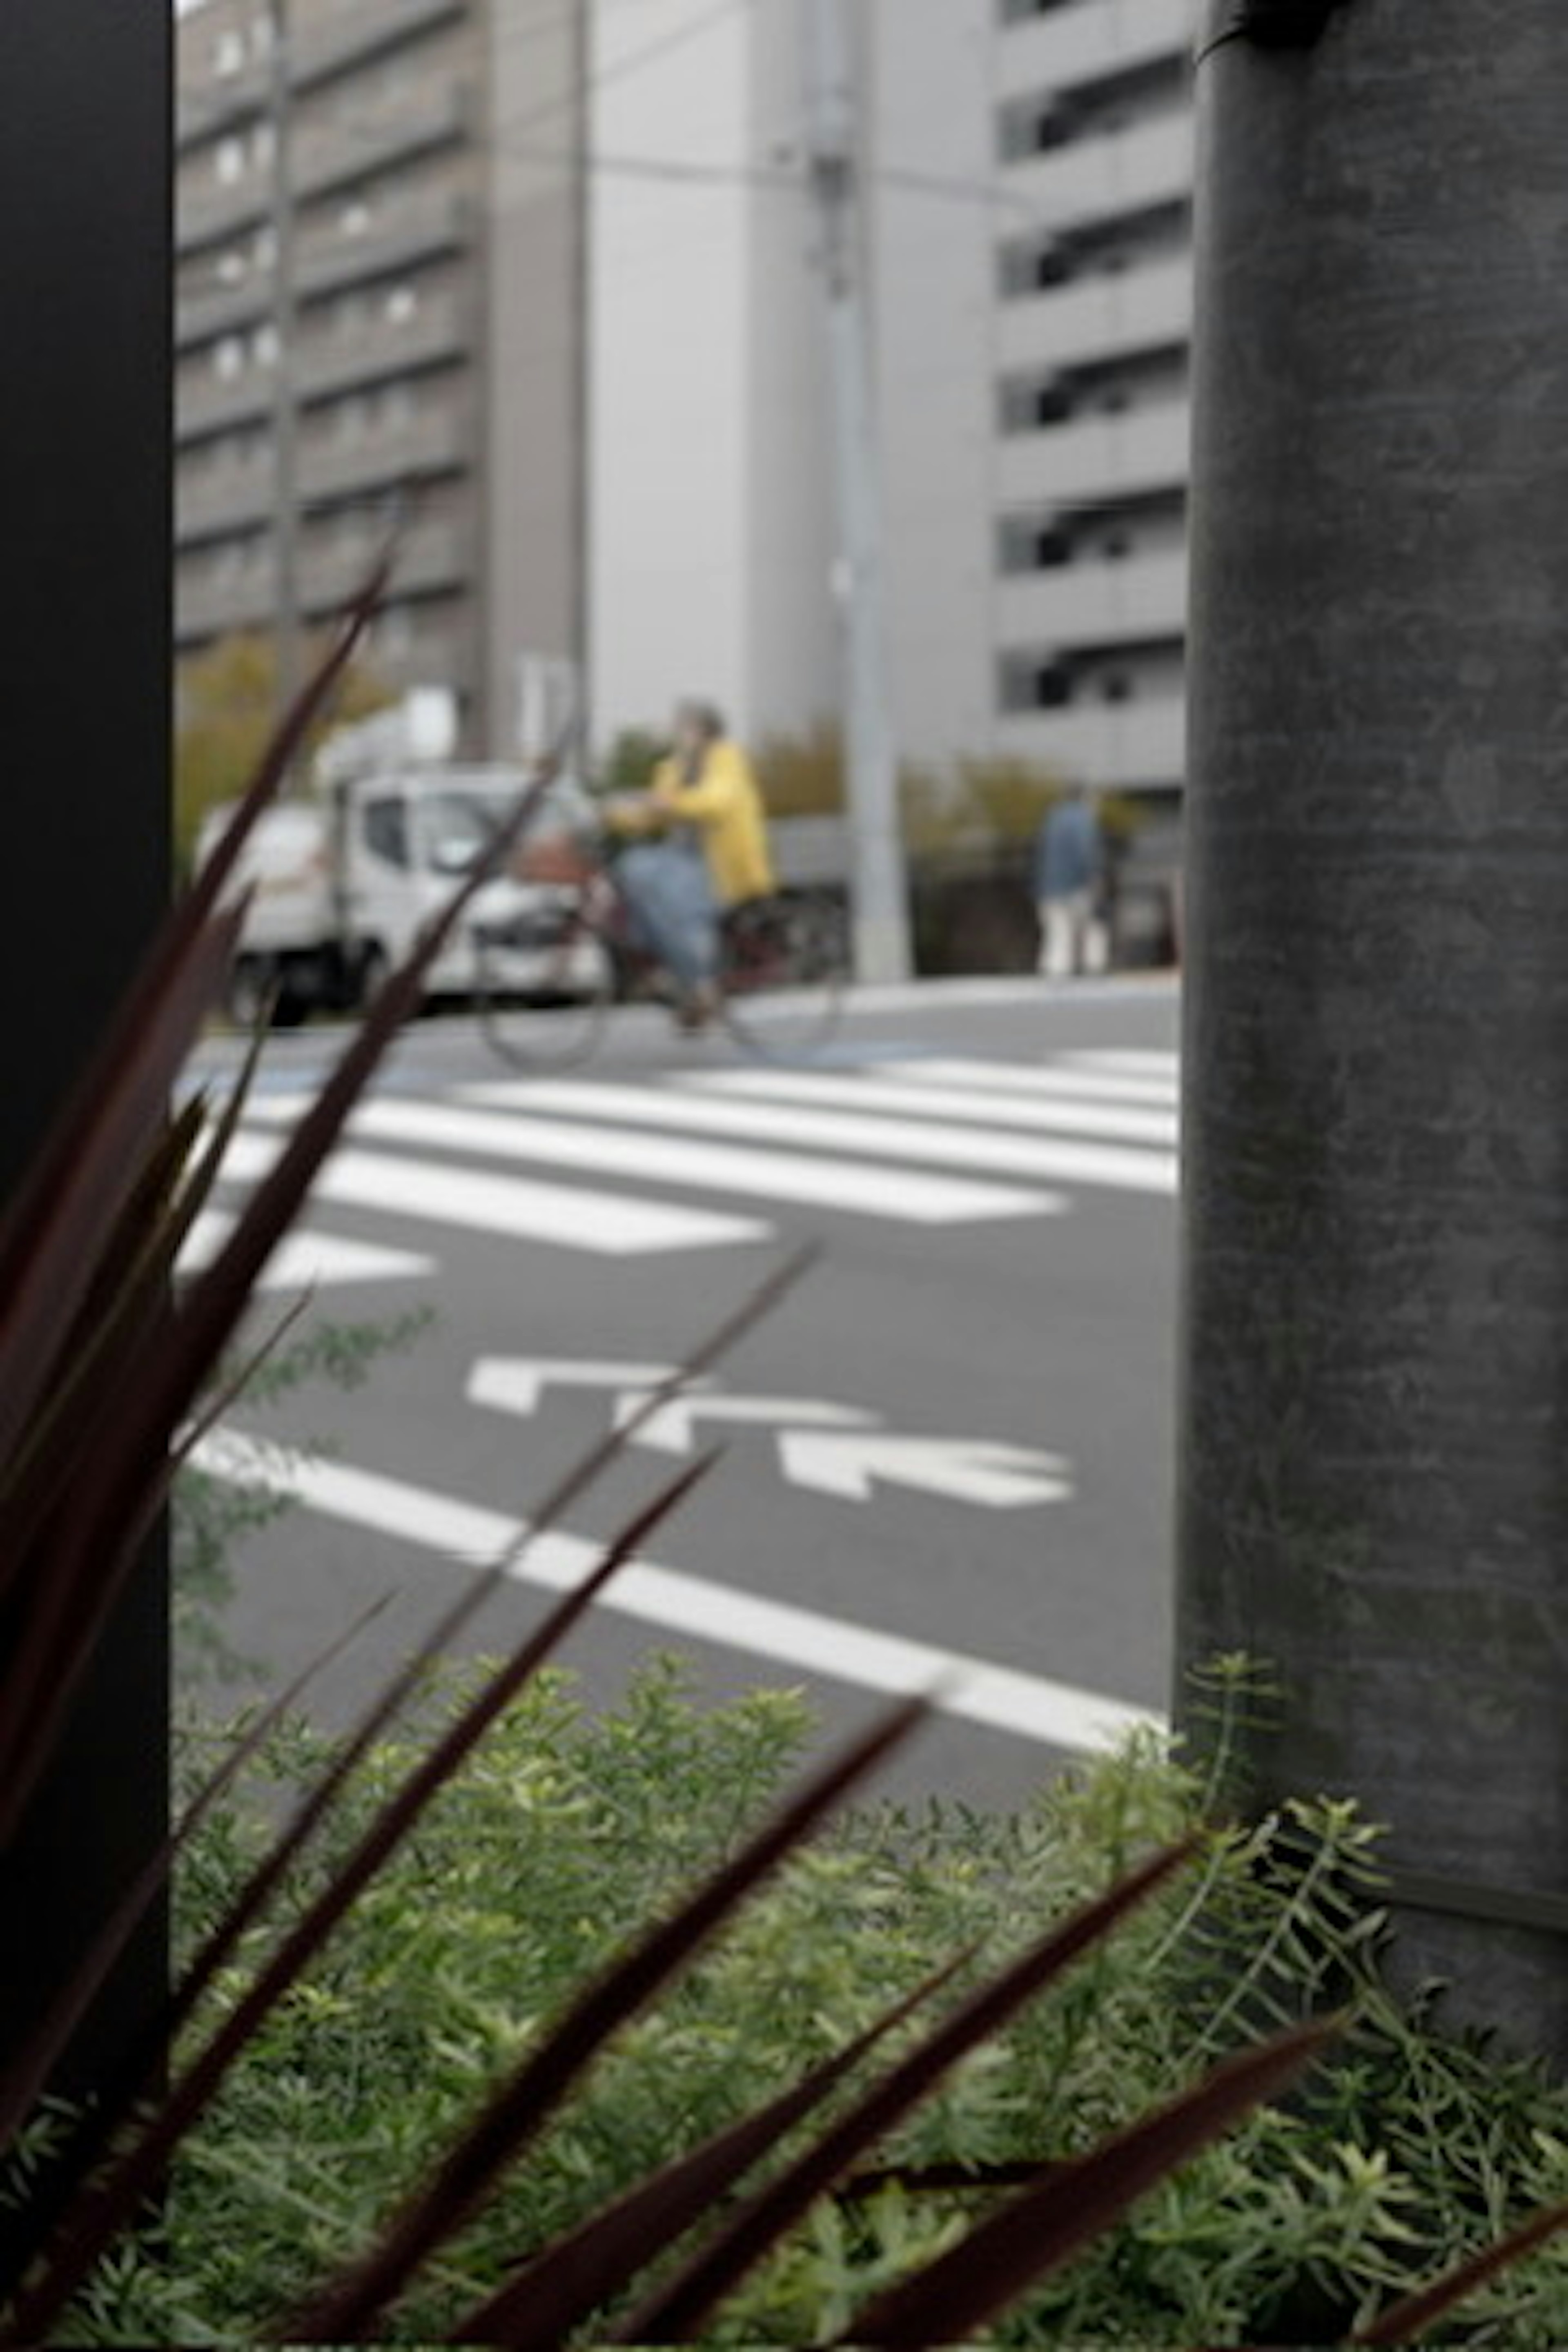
[648,740,776,906]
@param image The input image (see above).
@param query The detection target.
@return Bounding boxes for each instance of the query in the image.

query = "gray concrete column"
[1177,0,1568,2058]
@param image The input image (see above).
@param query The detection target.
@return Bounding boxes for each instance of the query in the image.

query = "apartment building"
[991,0,1195,800]
[176,0,1197,800]
[174,0,585,752]
[588,0,1195,797]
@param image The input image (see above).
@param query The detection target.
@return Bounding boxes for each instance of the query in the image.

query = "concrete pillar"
[1177,0,1568,2058]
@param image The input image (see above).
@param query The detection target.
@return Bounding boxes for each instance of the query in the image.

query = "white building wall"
[587,0,755,747]
[742,0,837,749]
[868,0,997,771]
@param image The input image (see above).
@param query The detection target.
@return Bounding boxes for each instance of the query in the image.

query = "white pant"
[1038,890,1108,979]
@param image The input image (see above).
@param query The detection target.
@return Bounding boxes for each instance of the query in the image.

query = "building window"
[253,322,281,368]
[215,137,245,186]
[215,29,245,77]
[213,335,245,381]
[385,285,419,326]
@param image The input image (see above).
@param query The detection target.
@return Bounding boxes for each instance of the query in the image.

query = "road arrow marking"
[778,1433,1073,1510]
[195,1430,1159,1753]
[468,1359,713,1418]
[611,1394,879,1456]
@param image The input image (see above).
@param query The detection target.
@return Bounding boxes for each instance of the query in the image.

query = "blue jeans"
[617,842,719,990]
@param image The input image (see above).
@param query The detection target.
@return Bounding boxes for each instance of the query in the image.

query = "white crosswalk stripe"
[869,1055,1178,1108]
[214,1129,773,1256]
[204,1045,1178,1287]
[460,1076,1175,1195]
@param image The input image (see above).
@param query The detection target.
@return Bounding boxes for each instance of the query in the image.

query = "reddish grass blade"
[0,771,561,1844]
[451,1960,967,2350]
[0,902,244,1501]
[0,1096,214,1564]
[0,1590,393,2156]
[174,1239,815,2054]
[4,1456,719,2348]
[615,1836,1195,2343]
[285,1692,933,2344]
[840,2014,1339,2346]
[0,567,382,1518]
[1352,2193,1568,2346]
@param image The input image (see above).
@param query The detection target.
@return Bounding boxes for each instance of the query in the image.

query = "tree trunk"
[1177,0,1568,2060]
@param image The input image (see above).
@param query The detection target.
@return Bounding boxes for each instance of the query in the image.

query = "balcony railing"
[998,399,1192,511]
[298,407,471,507]
[296,188,471,305]
[177,455,276,543]
[294,84,470,206]
[995,696,1187,789]
[177,175,271,261]
[997,549,1187,653]
[176,371,276,447]
[176,514,469,649]
[998,256,1192,375]
[296,291,472,405]
[294,0,469,93]
[1004,112,1194,239]
[997,0,1196,103]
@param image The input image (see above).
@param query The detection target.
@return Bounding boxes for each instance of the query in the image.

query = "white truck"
[197,696,604,1026]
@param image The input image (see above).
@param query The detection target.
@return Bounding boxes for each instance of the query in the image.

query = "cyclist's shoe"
[673,982,720,1033]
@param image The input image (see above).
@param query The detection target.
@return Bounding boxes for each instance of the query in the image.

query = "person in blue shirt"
[1034,786,1108,978]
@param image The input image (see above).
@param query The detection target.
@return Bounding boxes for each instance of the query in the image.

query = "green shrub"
[135,1660,1568,2348]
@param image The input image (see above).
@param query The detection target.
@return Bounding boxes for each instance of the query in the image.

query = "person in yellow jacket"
[608,700,775,1028]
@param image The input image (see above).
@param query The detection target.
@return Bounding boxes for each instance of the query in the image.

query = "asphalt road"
[186,974,1182,1811]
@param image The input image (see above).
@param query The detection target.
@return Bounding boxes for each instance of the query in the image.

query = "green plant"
[173,627,394,876]
[119,1672,1567,2346]
[176,1307,432,1687]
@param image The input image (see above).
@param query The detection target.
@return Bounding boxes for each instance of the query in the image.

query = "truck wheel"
[225,955,275,1031]
[354,944,390,1012]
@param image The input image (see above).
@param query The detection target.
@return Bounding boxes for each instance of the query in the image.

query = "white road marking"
[217,1129,771,1257]
[1063,1049,1181,1080]
[195,1430,1164,1754]
[778,1431,1074,1509]
[610,1394,879,1454]
[638,1069,1177,1150]
[180,1211,434,1290]
[478,1074,1176,1198]
[243,1096,1060,1227]
[866,1057,1178,1108]
[467,1359,711,1417]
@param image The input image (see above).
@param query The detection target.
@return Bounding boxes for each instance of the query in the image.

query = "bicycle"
[472,836,850,1070]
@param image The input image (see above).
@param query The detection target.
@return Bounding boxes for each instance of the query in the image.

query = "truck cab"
[199,761,603,1026]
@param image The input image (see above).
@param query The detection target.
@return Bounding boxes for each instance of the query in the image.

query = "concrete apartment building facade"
[175,0,1196,804]
[174,0,585,752]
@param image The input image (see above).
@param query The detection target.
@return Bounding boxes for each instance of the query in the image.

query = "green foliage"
[174,1308,433,1688]
[595,726,667,798]
[173,630,394,875]
[753,721,844,818]
[107,1664,1568,2347]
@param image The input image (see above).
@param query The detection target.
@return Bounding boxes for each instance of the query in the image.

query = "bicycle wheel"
[717,889,849,1061]
[474,896,615,1070]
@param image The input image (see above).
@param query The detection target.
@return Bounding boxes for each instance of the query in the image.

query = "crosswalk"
[190,1047,1180,1289]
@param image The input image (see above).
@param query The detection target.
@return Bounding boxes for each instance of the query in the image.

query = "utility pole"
[1177,0,1568,2062]
[267,0,303,741]
[804,0,911,985]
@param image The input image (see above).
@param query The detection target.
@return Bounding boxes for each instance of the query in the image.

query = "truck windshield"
[421,777,593,875]
[421,788,520,876]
